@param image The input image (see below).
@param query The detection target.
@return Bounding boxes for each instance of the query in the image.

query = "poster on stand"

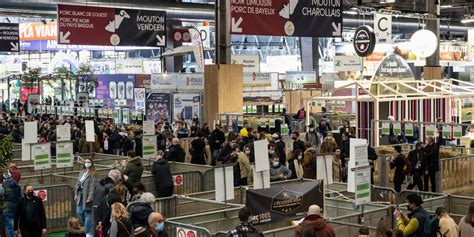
[173,93,200,124]
[134,88,146,111]
[142,136,157,159]
[146,93,171,124]
[57,125,71,141]
[56,142,74,168]
[33,143,51,170]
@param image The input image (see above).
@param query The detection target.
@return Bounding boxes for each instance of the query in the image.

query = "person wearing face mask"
[74,159,96,237]
[243,144,255,163]
[393,193,429,236]
[292,132,306,153]
[14,184,47,237]
[148,212,168,237]
[237,146,251,186]
[270,155,292,182]
[305,124,321,149]
[272,133,287,167]
[268,143,276,160]
[288,149,304,179]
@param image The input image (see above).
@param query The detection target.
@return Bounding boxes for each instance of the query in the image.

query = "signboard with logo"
[34,189,48,202]
[374,14,391,43]
[230,0,342,37]
[0,23,19,52]
[92,74,135,108]
[176,227,197,237]
[285,71,317,89]
[57,4,166,47]
[172,28,191,43]
[243,72,272,87]
[246,180,324,225]
[20,22,57,41]
[231,54,260,73]
[176,73,204,90]
[173,175,184,186]
[353,25,376,57]
[355,168,371,205]
[151,74,177,90]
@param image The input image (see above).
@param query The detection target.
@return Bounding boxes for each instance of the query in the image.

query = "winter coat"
[438,214,459,237]
[424,142,440,172]
[237,153,251,179]
[109,218,133,237]
[151,159,174,189]
[295,215,336,237]
[74,170,96,211]
[93,177,115,207]
[208,129,225,151]
[14,195,47,231]
[190,138,207,165]
[459,216,474,237]
[303,148,317,179]
[270,165,292,182]
[128,202,154,228]
[165,144,185,162]
[124,157,144,185]
[305,131,321,148]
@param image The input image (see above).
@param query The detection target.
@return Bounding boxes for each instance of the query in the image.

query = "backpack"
[228,224,264,237]
[423,213,441,237]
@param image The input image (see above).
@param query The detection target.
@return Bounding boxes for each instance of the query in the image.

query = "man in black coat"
[151,156,174,198]
[423,137,440,192]
[208,125,225,166]
[165,138,185,162]
[108,124,121,155]
[190,131,207,165]
[14,185,47,237]
[291,131,306,152]
[407,141,424,191]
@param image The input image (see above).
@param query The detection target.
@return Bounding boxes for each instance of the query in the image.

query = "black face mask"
[407,204,414,212]
[27,192,34,198]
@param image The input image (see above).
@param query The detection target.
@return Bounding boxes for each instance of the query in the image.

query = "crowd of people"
[0,109,472,237]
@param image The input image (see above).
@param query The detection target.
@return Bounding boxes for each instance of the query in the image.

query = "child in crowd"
[65,217,86,237]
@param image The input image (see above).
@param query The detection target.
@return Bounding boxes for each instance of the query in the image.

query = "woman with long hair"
[109,203,132,237]
[74,159,96,237]
[459,202,474,237]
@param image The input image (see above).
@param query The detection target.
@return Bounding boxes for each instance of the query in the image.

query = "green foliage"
[77,63,98,94]
[21,67,42,91]
[0,135,13,172]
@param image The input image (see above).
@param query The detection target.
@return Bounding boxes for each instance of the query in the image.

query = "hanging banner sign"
[176,73,204,90]
[353,25,376,57]
[381,122,390,135]
[243,72,272,87]
[33,143,51,171]
[405,123,414,137]
[57,4,166,47]
[0,23,20,52]
[189,28,204,73]
[151,74,177,90]
[425,124,436,137]
[230,0,342,37]
[453,125,463,138]
[374,14,392,43]
[56,142,74,168]
[442,125,452,138]
[246,180,324,225]
[142,135,157,159]
[392,122,401,135]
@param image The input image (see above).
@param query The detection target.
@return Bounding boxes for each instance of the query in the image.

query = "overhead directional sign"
[230,0,342,37]
[57,4,166,47]
[0,23,20,52]
[374,13,391,43]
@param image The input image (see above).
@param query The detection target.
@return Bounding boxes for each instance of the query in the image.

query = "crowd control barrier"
[165,220,212,237]
[33,184,75,233]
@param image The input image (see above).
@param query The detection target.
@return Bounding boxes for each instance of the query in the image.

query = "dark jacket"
[93,177,115,207]
[406,207,428,237]
[390,153,406,178]
[108,130,121,152]
[209,129,225,151]
[407,149,424,175]
[14,195,47,231]
[151,159,174,189]
[423,143,440,172]
[190,138,207,165]
[128,202,153,228]
[275,140,286,166]
[124,157,144,185]
[165,144,185,163]
[293,139,306,153]
[110,218,133,237]
[295,215,336,237]
[135,136,143,157]
[98,191,124,230]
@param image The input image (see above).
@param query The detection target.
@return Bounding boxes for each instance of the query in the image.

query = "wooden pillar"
[204,64,243,125]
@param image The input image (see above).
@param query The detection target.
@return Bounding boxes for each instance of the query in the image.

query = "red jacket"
[9,166,21,184]
[295,215,336,237]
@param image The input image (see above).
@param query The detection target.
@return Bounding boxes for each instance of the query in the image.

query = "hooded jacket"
[124,157,144,185]
[295,215,336,237]
[93,177,115,206]
[151,159,174,189]
[128,202,154,228]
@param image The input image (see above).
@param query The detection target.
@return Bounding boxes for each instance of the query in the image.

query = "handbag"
[117,219,133,237]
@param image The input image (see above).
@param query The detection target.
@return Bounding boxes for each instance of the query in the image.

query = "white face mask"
[245,150,251,154]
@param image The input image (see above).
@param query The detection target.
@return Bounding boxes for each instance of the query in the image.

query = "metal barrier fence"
[440,155,474,192]
[33,184,75,233]
[165,220,212,237]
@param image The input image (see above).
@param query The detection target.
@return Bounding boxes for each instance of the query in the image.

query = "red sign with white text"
[57,4,114,46]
